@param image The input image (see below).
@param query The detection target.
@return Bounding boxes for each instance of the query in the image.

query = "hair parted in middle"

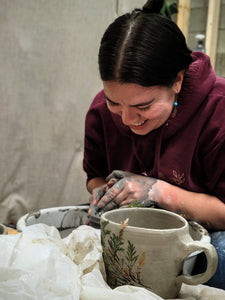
[98,0,192,87]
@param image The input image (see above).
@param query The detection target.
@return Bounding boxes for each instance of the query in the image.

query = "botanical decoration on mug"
[101,219,151,290]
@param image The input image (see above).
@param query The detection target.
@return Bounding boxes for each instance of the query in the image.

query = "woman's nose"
[121,107,136,125]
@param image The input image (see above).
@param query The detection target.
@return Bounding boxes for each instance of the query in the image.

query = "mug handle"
[176,241,218,285]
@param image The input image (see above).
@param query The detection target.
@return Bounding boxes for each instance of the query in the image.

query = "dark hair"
[98,0,192,87]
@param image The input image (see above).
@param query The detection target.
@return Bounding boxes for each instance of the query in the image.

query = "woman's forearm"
[156,180,225,231]
[87,177,106,193]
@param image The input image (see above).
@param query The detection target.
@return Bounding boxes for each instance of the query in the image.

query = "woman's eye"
[138,105,151,111]
[107,100,118,106]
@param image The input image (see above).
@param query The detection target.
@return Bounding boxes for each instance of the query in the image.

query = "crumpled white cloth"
[0,224,225,300]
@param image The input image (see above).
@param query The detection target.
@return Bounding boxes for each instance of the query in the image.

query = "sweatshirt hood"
[166,51,216,135]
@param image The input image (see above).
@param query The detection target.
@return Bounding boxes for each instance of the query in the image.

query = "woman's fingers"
[92,184,107,205]
[100,199,119,212]
[97,188,118,208]
[87,200,93,225]
[106,170,131,181]
[87,183,108,224]
[97,181,134,210]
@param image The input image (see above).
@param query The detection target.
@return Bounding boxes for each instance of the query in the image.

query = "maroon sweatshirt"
[83,52,225,202]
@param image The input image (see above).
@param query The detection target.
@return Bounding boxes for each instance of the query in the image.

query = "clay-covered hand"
[96,170,160,212]
[86,178,118,223]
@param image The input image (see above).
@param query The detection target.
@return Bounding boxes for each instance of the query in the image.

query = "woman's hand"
[95,170,161,212]
[87,184,108,224]
[87,171,225,230]
[86,177,118,223]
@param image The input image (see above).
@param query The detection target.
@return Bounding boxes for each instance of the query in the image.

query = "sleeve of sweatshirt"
[83,98,108,184]
[203,133,225,203]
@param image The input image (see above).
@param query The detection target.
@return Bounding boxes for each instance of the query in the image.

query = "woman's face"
[103,74,183,135]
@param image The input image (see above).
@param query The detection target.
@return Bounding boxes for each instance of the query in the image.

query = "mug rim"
[100,207,188,232]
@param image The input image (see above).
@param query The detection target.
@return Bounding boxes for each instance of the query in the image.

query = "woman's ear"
[173,70,185,94]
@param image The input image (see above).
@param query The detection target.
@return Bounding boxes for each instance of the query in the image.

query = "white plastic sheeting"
[0,224,225,300]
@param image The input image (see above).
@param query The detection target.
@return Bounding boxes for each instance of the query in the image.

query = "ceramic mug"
[100,208,218,299]
[0,223,8,235]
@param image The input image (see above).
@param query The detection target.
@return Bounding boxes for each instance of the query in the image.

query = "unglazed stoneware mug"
[100,208,218,299]
[0,223,8,235]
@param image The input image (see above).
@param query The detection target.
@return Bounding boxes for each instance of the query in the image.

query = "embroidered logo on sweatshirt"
[170,170,185,185]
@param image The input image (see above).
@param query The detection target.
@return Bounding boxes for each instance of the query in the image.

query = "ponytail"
[142,0,164,14]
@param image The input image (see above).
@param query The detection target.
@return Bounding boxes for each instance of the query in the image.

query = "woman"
[83,0,225,289]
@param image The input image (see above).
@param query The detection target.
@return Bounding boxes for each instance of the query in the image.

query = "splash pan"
[17,205,89,238]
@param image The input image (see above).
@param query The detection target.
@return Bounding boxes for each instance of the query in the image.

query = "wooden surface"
[205,0,221,68]
[177,0,191,41]
[7,226,19,234]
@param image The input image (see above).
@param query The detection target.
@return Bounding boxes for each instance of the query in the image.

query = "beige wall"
[0,0,117,223]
